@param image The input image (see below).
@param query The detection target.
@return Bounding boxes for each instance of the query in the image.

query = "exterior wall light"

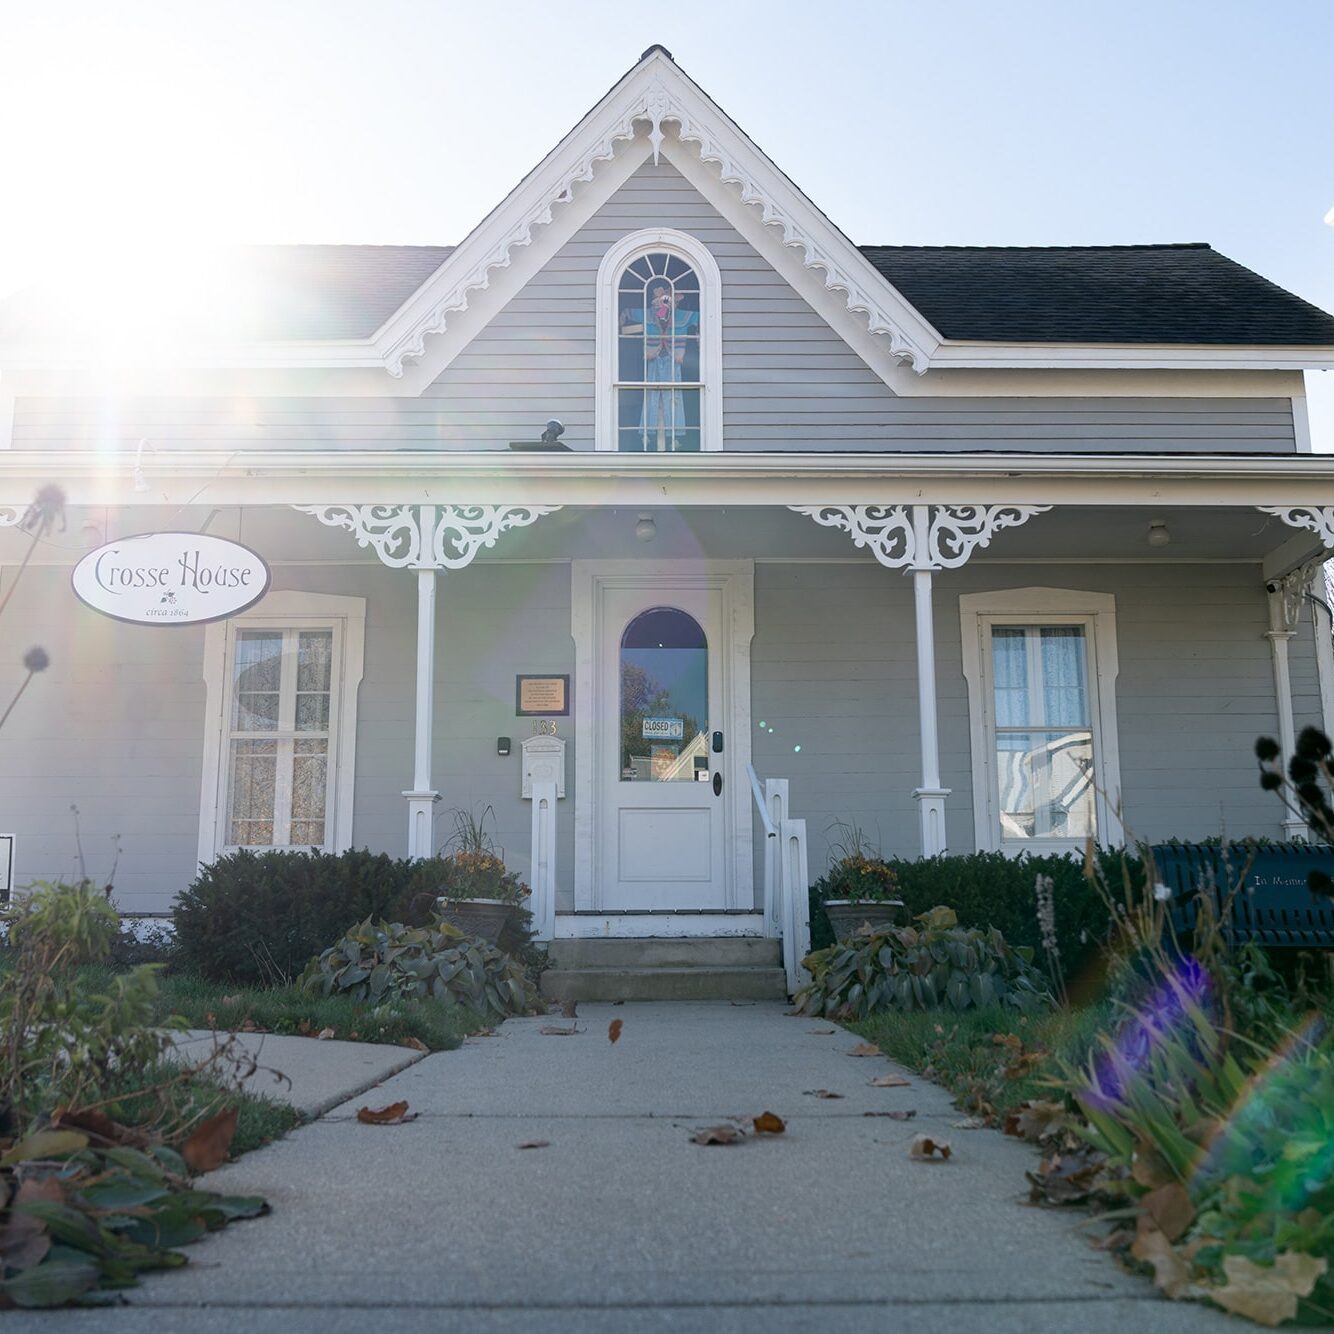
[635,512,656,542]
[1147,519,1171,548]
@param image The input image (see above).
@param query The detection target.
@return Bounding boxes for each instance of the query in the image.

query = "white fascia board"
[10,449,1334,511]
[927,341,1334,372]
[0,338,388,374]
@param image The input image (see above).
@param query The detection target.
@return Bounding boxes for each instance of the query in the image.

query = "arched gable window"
[596,229,722,452]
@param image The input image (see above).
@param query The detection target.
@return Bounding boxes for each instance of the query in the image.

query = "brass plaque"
[516,674,569,716]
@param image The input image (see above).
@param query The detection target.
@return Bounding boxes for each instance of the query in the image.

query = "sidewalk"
[14,1004,1234,1332]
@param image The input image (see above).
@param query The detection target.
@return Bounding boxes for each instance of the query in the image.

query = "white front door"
[573,562,754,913]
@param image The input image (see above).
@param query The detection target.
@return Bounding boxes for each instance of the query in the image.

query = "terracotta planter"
[436,897,515,944]
[823,899,904,941]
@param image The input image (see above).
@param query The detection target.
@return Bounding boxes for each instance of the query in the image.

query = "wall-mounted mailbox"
[521,733,566,800]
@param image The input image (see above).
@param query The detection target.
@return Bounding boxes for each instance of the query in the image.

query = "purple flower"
[22,646,49,673]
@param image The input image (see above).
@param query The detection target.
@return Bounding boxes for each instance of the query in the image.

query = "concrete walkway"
[14,1003,1235,1332]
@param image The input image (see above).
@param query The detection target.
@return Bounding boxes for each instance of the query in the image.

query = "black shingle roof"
[860,243,1334,345]
[2,241,1331,348]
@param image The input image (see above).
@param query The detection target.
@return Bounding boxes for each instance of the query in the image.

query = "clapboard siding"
[8,160,1298,454]
[751,561,1297,886]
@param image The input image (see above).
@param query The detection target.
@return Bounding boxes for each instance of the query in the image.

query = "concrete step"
[548,936,780,971]
[539,965,788,1003]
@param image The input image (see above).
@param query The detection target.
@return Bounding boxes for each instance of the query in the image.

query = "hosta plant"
[300,918,535,1019]
[794,906,1051,1020]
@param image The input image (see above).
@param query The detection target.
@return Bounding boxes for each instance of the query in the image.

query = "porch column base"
[913,787,950,857]
[403,789,441,859]
[1282,817,1309,841]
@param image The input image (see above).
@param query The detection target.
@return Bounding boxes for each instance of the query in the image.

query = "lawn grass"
[98,1062,304,1158]
[853,1001,1115,1120]
[153,970,490,1052]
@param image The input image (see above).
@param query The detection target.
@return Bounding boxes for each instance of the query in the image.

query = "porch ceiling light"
[1147,518,1171,548]
[635,512,656,542]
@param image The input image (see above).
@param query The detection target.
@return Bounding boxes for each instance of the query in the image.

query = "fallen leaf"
[0,1178,62,1272]
[517,1139,550,1150]
[50,1106,146,1148]
[221,994,241,1006]
[868,1073,911,1088]
[180,1106,239,1173]
[608,1019,623,1044]
[316,1027,335,1040]
[909,1134,952,1162]
[1025,1145,1107,1205]
[561,998,578,1018]
[847,1042,881,1057]
[356,1101,419,1125]
[690,1124,745,1146]
[1130,1224,1198,1300]
[1003,1099,1066,1144]
[612,999,625,1006]
[728,1001,756,1007]
[1141,1183,1196,1244]
[752,1112,785,1135]
[1211,1253,1327,1326]
[402,1036,429,1053]
[803,1089,844,1099]
[952,1117,988,1130]
[0,1129,90,1166]
[539,1025,580,1036]
[807,1028,836,1035]
[865,1109,917,1120]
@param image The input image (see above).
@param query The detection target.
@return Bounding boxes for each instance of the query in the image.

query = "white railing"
[747,764,811,995]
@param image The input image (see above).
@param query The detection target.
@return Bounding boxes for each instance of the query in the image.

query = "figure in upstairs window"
[617,252,702,451]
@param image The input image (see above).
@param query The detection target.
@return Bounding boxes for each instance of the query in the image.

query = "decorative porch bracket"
[0,507,24,527]
[789,503,1052,857]
[1255,506,1334,839]
[294,503,561,858]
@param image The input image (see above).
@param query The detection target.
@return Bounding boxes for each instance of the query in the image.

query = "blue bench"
[1151,843,1334,949]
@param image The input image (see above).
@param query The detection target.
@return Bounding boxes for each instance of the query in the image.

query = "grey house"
[3,46,1334,992]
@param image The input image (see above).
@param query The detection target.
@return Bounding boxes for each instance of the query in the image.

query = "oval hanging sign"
[72,532,271,626]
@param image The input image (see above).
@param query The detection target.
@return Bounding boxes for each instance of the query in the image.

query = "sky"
[2,0,1332,437]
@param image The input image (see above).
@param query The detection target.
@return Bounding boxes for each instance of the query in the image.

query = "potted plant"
[433,807,531,945]
[814,821,904,941]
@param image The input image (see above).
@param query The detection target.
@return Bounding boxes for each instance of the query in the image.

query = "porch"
[3,456,1333,984]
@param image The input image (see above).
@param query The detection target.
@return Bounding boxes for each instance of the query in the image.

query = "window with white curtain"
[959,589,1122,853]
[199,591,365,864]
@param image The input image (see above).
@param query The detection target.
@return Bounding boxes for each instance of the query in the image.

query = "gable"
[417,158,902,449]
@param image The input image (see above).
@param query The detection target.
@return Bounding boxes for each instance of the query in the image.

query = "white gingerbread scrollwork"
[0,507,22,528]
[431,505,561,570]
[789,504,1051,570]
[384,66,932,377]
[790,505,915,567]
[926,505,1053,569]
[293,505,425,568]
[1257,506,1334,551]
[1269,555,1329,634]
[294,504,561,571]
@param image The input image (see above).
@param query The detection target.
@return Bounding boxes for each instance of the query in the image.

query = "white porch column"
[1267,576,1308,840]
[789,502,1051,860]
[295,501,561,861]
[910,506,949,855]
[404,524,441,857]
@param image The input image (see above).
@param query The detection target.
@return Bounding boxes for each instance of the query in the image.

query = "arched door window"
[616,252,702,452]
[619,606,709,782]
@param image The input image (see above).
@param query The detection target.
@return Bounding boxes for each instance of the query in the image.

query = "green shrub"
[299,917,536,1019]
[173,848,459,986]
[807,848,1124,973]
[794,905,1051,1020]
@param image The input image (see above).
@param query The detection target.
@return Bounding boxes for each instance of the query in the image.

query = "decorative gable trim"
[373,49,941,379]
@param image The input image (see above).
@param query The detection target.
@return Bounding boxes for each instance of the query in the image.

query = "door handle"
[711,731,724,753]
[712,771,723,797]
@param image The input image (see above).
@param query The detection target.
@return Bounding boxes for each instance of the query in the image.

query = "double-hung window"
[199,591,365,863]
[960,589,1121,853]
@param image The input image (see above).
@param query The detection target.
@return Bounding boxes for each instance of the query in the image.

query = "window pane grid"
[225,625,336,850]
[989,623,1096,844]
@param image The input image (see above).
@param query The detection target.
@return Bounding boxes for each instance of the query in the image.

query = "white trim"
[570,559,754,919]
[927,342,1334,372]
[594,227,723,453]
[0,386,12,450]
[553,912,765,939]
[1293,393,1314,454]
[197,589,365,868]
[959,587,1123,855]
